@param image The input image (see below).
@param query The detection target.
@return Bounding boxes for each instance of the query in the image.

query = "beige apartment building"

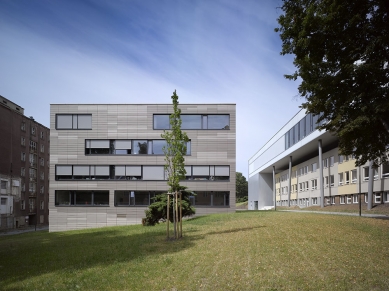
[49,104,236,232]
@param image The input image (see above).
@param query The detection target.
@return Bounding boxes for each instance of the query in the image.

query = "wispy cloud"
[0,0,302,176]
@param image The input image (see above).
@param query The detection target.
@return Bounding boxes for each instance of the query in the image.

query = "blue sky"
[0,0,303,177]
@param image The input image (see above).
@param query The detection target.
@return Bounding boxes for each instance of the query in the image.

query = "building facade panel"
[50,103,236,231]
[249,109,389,210]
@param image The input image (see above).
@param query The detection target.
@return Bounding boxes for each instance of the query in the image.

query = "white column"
[318,140,324,207]
[288,156,292,207]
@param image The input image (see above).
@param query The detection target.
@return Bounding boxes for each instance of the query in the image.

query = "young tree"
[236,172,248,202]
[144,90,195,226]
[275,0,389,166]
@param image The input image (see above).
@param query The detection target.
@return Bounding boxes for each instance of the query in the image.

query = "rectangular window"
[31,127,36,135]
[40,201,44,209]
[21,167,25,177]
[21,122,25,131]
[21,200,25,210]
[21,152,25,161]
[40,172,44,180]
[311,179,317,190]
[331,197,335,204]
[311,163,317,172]
[339,155,344,163]
[351,169,357,183]
[329,156,334,167]
[323,158,328,168]
[56,114,92,129]
[346,195,352,204]
[40,131,44,139]
[312,197,317,205]
[345,171,350,184]
[114,191,157,206]
[40,185,44,194]
[40,144,44,153]
[299,117,306,139]
[142,166,165,180]
[330,175,334,187]
[21,137,25,146]
[153,114,229,130]
[374,193,381,204]
[382,163,389,178]
[133,140,148,154]
[338,173,343,185]
[353,194,358,204]
[365,194,368,203]
[364,167,378,181]
[383,192,389,203]
[55,190,109,206]
[40,158,44,166]
[340,196,345,204]
[324,176,328,187]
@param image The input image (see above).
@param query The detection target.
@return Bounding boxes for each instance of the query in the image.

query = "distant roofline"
[0,95,25,110]
[248,108,305,162]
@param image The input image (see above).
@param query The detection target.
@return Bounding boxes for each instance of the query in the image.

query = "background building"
[248,109,389,210]
[0,95,50,230]
[49,104,236,232]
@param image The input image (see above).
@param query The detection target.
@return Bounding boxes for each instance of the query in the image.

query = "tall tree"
[236,172,248,200]
[275,0,389,166]
[144,90,195,226]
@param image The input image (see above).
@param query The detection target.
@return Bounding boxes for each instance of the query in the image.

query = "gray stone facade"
[50,104,236,232]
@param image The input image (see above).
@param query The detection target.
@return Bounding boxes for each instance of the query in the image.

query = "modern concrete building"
[49,103,236,232]
[248,109,389,210]
[0,95,50,230]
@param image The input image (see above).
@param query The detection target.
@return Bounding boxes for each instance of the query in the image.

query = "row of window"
[21,121,47,139]
[278,193,389,206]
[154,114,230,130]
[21,153,46,167]
[25,140,45,153]
[20,199,45,210]
[85,139,191,155]
[55,190,230,207]
[277,162,389,184]
[55,165,230,181]
[55,114,230,131]
[284,113,323,150]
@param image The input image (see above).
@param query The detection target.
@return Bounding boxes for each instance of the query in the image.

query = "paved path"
[0,225,49,236]
[279,209,389,219]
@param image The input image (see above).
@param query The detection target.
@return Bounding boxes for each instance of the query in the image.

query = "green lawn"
[1,211,388,290]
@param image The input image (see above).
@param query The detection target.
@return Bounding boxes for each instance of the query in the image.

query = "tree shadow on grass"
[0,225,197,287]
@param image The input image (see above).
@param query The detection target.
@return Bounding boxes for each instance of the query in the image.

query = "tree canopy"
[144,90,195,226]
[275,0,389,166]
[236,172,248,201]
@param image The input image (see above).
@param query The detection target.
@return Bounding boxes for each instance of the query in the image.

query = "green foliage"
[275,0,389,166]
[236,196,248,203]
[145,90,194,225]
[144,191,196,226]
[236,172,248,199]
[162,90,190,192]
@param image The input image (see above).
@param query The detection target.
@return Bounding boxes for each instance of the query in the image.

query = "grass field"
[1,211,388,290]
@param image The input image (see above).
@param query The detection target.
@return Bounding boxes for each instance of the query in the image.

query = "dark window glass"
[208,115,230,129]
[195,192,212,205]
[181,115,202,129]
[115,191,130,206]
[55,190,70,205]
[285,132,289,149]
[133,140,148,154]
[154,115,170,129]
[75,191,92,205]
[134,191,149,206]
[93,191,109,206]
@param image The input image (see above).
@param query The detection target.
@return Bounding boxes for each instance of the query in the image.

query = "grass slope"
[1,211,388,290]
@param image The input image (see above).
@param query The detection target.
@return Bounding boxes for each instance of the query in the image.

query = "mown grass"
[1,211,388,290]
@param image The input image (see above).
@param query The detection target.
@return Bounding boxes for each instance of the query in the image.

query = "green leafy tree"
[275,0,389,166]
[236,172,248,202]
[145,90,195,226]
